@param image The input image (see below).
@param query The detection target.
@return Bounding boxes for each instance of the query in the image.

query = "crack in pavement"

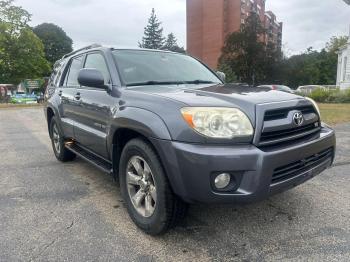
[28,220,75,262]
[28,239,57,262]
[66,221,74,230]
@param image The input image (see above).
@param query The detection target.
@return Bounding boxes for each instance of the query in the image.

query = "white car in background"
[322,85,338,91]
[296,85,325,94]
[257,85,295,93]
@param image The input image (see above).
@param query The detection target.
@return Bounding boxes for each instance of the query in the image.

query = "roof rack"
[62,44,102,59]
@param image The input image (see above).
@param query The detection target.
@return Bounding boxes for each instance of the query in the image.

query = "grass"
[319,103,350,125]
[0,103,43,109]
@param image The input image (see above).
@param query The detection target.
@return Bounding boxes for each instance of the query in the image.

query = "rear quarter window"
[48,61,62,87]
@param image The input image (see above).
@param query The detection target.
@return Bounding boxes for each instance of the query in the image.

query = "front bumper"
[151,126,336,204]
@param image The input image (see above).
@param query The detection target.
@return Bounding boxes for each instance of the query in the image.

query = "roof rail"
[62,43,102,59]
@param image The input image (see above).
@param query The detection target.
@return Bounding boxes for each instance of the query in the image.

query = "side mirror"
[216,71,226,82]
[78,68,106,89]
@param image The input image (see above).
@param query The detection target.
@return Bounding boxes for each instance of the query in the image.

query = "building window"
[343,57,347,82]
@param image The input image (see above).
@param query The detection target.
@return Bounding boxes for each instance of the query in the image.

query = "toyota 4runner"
[45,44,336,235]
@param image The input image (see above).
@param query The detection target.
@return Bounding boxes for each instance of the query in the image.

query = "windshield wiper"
[126,81,185,87]
[183,80,216,84]
[126,80,217,87]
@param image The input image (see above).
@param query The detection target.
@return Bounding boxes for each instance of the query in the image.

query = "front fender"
[108,107,172,146]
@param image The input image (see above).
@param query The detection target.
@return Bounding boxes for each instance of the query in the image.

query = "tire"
[49,117,76,162]
[119,138,187,235]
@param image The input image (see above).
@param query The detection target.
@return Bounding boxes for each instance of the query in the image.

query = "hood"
[128,83,302,104]
[127,83,304,122]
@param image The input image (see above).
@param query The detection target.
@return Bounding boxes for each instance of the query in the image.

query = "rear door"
[58,55,85,139]
[73,52,115,159]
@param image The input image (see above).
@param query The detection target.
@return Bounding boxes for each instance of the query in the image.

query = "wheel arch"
[46,106,55,134]
[109,107,172,180]
[111,128,149,173]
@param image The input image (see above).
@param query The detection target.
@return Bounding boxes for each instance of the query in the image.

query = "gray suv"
[44,44,336,235]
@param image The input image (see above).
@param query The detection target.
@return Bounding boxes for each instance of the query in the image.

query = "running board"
[65,142,113,175]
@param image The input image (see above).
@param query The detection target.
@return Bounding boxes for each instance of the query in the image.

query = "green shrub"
[328,89,350,103]
[307,88,350,103]
[308,89,330,103]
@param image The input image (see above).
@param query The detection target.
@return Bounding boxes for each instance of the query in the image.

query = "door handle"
[74,92,81,100]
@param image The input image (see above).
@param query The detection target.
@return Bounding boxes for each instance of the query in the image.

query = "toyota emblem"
[293,112,304,126]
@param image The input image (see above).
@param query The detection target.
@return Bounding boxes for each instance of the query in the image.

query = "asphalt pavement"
[0,107,349,261]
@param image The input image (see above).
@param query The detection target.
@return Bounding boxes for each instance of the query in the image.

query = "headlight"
[181,107,254,138]
[305,97,321,119]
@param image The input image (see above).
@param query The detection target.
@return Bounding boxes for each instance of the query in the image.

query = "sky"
[14,0,350,55]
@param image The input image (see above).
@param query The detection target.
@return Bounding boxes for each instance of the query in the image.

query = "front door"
[73,52,115,159]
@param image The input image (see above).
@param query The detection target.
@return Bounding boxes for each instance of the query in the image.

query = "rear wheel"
[119,138,187,235]
[49,117,76,162]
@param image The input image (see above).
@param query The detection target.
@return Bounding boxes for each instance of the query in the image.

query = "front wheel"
[49,117,76,162]
[119,138,187,235]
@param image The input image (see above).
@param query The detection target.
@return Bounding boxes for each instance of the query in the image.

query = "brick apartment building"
[187,0,282,69]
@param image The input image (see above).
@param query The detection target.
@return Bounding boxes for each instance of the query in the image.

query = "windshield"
[113,50,222,87]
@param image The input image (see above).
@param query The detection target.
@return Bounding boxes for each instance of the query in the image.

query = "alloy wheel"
[52,124,61,154]
[126,156,157,217]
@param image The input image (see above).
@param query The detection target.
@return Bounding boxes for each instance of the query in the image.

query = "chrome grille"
[258,105,320,147]
[264,106,316,122]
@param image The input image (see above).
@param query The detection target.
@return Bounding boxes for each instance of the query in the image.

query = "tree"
[325,36,348,54]
[0,0,50,84]
[323,36,349,84]
[217,63,237,83]
[218,12,270,85]
[257,41,284,84]
[276,36,349,88]
[139,8,165,49]
[33,23,73,64]
[278,48,322,88]
[162,33,185,53]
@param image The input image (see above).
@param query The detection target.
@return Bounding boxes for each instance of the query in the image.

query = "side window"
[54,61,66,87]
[84,53,111,84]
[48,61,62,87]
[65,55,84,86]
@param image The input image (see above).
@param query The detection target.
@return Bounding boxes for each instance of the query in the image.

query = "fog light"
[214,173,231,189]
